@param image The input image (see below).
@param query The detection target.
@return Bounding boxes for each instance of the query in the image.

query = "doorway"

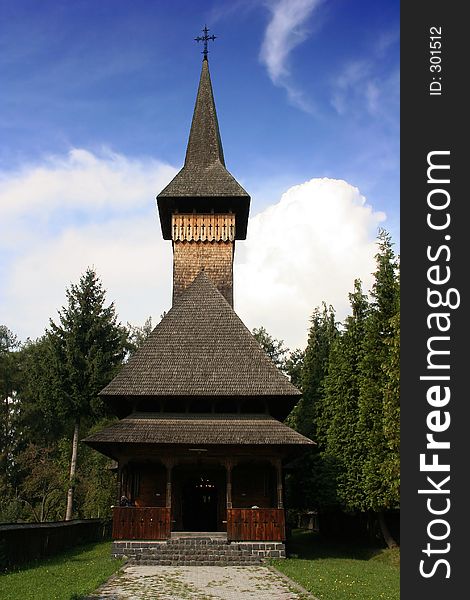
[182,475,218,531]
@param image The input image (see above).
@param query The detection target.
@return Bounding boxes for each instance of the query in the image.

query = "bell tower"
[157,34,250,307]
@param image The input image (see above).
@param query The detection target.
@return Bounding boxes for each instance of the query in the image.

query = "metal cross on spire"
[195,25,217,60]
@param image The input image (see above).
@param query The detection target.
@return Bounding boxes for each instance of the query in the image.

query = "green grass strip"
[0,541,123,600]
[270,530,400,600]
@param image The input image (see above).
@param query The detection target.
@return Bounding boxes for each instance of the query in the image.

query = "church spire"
[157,51,250,241]
[184,55,225,169]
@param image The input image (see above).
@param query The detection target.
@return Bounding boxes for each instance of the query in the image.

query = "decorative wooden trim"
[227,508,285,541]
[112,507,171,540]
[172,214,235,242]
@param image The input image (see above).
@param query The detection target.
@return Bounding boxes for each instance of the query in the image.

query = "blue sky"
[0,0,399,349]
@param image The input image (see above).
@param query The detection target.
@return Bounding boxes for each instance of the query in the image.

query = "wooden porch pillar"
[116,463,123,504]
[225,460,233,509]
[116,460,129,504]
[163,459,175,510]
[274,459,284,509]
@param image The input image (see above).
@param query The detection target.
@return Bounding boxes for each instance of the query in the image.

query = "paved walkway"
[86,564,314,599]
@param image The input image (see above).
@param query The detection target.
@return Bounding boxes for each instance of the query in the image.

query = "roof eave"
[156,193,250,240]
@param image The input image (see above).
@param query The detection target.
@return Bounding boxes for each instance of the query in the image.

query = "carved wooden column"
[116,459,129,504]
[225,460,233,509]
[273,458,284,509]
[162,458,175,509]
[116,463,123,504]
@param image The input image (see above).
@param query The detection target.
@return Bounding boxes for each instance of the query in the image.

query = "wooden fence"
[0,519,111,569]
[227,508,285,541]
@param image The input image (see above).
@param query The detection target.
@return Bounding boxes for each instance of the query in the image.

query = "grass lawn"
[0,540,124,600]
[271,530,400,600]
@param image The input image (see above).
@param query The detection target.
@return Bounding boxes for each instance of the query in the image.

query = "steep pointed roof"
[100,271,300,411]
[157,59,250,240]
[184,57,226,169]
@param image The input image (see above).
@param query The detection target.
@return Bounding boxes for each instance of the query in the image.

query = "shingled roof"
[83,413,314,454]
[157,58,250,239]
[100,271,300,405]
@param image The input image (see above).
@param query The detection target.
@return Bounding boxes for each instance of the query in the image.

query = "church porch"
[83,412,314,542]
[112,455,286,542]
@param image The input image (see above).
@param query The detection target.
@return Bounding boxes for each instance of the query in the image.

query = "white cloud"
[331,59,372,115]
[0,148,176,220]
[4,217,173,341]
[234,178,385,349]
[259,0,323,112]
[0,149,176,338]
[1,151,386,352]
[330,30,400,119]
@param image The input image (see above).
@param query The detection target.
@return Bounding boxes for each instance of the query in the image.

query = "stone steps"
[113,536,285,566]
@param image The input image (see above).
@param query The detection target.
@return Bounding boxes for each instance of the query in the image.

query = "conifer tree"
[286,303,338,512]
[357,230,400,546]
[292,303,337,440]
[41,268,126,520]
[321,280,369,510]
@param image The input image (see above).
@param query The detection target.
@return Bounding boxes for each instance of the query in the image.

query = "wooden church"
[84,39,313,560]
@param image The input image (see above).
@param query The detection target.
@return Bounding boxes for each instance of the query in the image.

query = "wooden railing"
[227,508,285,541]
[112,507,171,540]
[112,507,285,541]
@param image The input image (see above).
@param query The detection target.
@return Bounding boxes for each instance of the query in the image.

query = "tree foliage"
[286,230,400,546]
[252,326,289,373]
[320,280,369,510]
[0,300,156,523]
[0,326,20,482]
[288,303,338,440]
[15,444,66,522]
[25,268,127,520]
[284,348,305,389]
[356,231,400,514]
[126,316,154,357]
[44,268,127,422]
[284,304,339,512]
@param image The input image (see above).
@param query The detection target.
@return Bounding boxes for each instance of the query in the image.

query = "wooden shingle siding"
[173,239,233,306]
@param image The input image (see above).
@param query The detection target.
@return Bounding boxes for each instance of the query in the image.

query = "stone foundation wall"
[236,542,286,559]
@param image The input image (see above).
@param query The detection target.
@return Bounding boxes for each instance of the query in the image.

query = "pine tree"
[292,303,337,440]
[285,303,338,512]
[41,268,126,520]
[321,280,369,511]
[357,230,400,547]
